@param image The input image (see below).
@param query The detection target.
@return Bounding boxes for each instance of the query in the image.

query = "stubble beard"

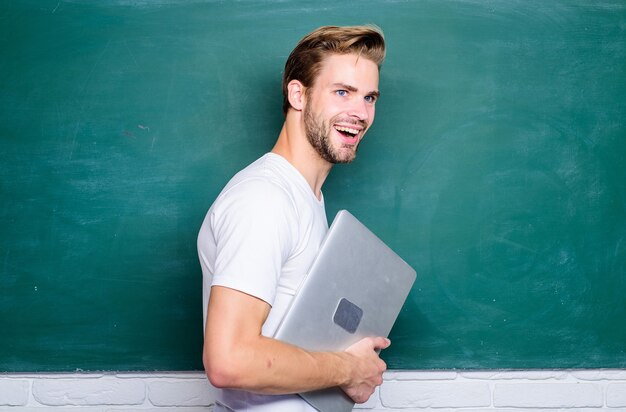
[303,104,360,164]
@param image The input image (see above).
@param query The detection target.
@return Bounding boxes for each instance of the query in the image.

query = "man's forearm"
[204,333,352,394]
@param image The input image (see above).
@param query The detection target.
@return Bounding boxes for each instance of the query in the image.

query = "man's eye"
[365,95,377,103]
[336,90,348,97]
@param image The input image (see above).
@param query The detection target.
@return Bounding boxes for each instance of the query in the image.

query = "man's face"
[303,53,380,164]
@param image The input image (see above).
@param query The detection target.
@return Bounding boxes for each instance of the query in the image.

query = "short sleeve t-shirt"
[198,153,328,411]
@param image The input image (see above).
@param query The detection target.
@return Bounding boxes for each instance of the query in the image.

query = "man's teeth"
[335,126,359,135]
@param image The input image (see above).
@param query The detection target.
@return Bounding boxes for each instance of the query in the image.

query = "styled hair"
[281,25,386,115]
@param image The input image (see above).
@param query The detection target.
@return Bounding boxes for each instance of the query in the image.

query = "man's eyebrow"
[332,83,380,97]
[332,83,358,92]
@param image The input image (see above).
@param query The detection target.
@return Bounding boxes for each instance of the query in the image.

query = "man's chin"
[332,149,358,164]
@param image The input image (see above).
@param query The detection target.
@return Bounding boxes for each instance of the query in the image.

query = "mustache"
[332,117,369,130]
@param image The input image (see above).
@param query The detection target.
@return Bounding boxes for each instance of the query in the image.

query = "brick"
[364,409,456,412]
[116,372,205,379]
[3,408,106,412]
[148,379,218,406]
[107,408,210,412]
[32,376,145,406]
[456,410,602,412]
[452,410,554,412]
[572,370,626,381]
[607,383,626,407]
[0,379,29,406]
[384,370,457,380]
[380,381,491,408]
[493,382,602,408]
[460,370,568,380]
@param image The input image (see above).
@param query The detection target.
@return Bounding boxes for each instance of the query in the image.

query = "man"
[198,25,389,411]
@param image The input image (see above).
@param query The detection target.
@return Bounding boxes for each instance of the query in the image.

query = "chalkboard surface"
[1,1,624,371]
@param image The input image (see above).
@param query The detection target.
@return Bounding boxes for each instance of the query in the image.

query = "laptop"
[273,210,417,412]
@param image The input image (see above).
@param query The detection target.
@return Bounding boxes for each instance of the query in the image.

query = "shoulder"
[209,171,299,246]
[214,154,300,217]
[215,176,296,217]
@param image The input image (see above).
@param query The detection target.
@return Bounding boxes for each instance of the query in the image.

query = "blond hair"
[282,25,386,115]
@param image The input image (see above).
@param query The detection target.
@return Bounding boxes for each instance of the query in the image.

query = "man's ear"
[287,80,306,111]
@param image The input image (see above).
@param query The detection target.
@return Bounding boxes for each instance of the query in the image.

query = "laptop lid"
[273,210,417,412]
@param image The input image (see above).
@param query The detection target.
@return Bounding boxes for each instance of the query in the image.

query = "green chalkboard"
[1,1,625,371]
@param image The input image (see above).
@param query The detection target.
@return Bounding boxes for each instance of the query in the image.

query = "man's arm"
[203,285,390,404]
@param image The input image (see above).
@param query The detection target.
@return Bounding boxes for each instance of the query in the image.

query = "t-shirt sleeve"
[208,178,298,306]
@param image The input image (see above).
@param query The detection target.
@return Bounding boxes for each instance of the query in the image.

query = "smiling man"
[198,26,388,412]
[299,53,379,165]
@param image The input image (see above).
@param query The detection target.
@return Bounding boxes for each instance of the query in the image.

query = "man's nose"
[347,97,369,121]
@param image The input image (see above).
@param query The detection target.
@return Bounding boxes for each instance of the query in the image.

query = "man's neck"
[271,118,332,201]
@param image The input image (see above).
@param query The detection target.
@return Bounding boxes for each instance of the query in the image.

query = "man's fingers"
[371,337,391,351]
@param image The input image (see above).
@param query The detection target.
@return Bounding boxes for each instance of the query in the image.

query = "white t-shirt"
[198,153,328,412]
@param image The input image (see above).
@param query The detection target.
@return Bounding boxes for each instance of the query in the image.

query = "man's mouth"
[334,125,362,144]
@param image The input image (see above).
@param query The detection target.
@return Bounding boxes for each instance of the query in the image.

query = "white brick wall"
[1,370,625,411]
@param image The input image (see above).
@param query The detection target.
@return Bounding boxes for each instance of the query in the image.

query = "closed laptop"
[273,210,417,412]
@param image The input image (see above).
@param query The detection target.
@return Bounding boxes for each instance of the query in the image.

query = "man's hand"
[340,336,391,404]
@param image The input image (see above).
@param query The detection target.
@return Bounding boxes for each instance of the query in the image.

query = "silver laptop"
[273,210,417,412]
